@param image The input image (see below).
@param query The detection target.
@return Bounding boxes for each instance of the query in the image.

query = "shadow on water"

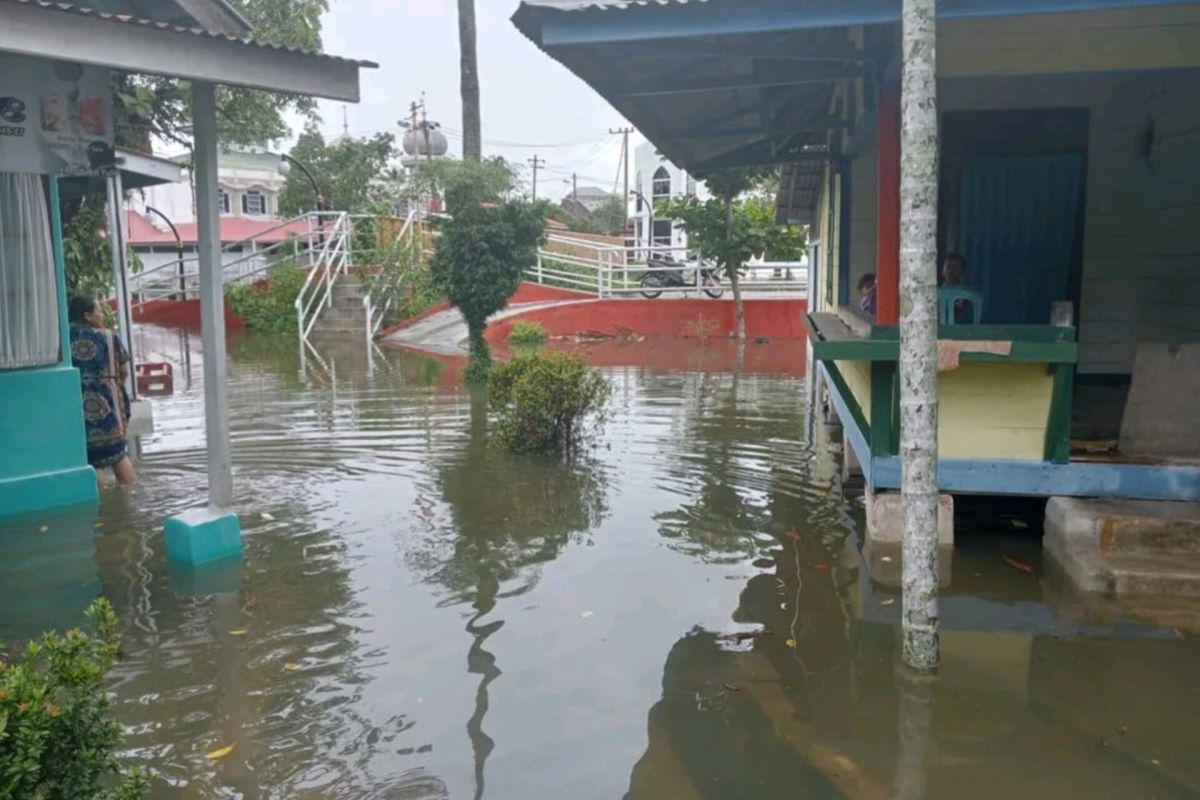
[1,327,1198,799]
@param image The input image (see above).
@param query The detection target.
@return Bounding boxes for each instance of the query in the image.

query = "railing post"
[536,252,544,284]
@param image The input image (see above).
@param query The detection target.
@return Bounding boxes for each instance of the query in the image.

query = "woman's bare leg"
[113,457,136,487]
[95,467,108,491]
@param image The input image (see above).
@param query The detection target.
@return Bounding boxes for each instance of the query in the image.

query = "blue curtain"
[957,154,1083,324]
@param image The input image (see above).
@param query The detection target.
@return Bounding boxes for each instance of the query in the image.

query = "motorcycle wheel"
[640,273,666,299]
[703,274,724,299]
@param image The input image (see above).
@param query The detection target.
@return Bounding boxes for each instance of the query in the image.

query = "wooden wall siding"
[849,142,878,293]
[938,362,1055,460]
[940,6,1200,78]
[835,359,873,422]
[834,70,1200,374]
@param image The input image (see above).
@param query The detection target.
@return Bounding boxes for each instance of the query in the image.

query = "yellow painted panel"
[942,6,1200,77]
[835,360,872,422]
[938,363,1054,460]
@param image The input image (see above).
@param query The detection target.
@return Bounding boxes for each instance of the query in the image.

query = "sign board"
[0,54,115,176]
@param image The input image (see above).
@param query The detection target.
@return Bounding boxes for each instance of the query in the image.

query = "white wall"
[128,157,284,226]
[631,141,707,252]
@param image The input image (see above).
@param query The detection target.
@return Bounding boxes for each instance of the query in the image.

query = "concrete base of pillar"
[164,506,243,566]
[1044,497,1200,597]
[127,399,154,437]
[865,489,954,546]
[842,431,862,482]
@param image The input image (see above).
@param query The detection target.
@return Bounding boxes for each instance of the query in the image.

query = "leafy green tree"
[0,599,147,800]
[278,128,398,215]
[659,170,806,341]
[430,163,545,382]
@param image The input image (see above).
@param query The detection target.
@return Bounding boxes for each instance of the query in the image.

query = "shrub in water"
[489,351,610,453]
[0,599,146,800]
[507,321,548,349]
[226,260,308,335]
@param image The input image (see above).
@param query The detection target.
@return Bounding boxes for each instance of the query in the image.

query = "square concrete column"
[864,489,954,587]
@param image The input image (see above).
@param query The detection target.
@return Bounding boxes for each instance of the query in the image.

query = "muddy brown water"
[1,329,1197,799]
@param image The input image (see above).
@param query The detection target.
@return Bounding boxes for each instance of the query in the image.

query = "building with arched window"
[631,141,707,254]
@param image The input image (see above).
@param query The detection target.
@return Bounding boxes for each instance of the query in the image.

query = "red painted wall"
[133,298,245,331]
[485,298,808,343]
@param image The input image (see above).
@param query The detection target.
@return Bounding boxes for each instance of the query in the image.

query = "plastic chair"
[938,287,984,325]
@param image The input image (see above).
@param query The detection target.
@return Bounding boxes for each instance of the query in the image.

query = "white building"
[630,141,706,252]
[129,148,287,226]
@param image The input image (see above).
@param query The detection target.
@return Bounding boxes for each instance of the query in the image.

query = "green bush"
[507,321,548,349]
[226,261,308,335]
[489,351,611,454]
[0,599,146,800]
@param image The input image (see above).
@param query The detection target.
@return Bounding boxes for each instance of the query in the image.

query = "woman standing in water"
[69,296,135,488]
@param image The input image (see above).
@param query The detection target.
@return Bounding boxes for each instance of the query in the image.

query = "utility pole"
[420,92,432,167]
[899,0,941,672]
[572,172,578,201]
[528,155,545,201]
[610,126,633,226]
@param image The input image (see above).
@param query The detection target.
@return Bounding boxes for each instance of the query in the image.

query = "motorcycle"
[639,253,724,299]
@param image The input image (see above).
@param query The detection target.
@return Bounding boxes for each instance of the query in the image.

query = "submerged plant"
[0,599,147,800]
[226,259,308,335]
[506,320,548,349]
[488,351,610,454]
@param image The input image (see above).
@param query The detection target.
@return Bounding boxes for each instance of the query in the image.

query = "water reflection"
[1,329,1197,799]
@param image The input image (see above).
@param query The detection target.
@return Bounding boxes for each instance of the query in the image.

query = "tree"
[430,163,545,382]
[899,0,941,672]
[277,128,398,216]
[659,171,806,341]
[457,0,482,161]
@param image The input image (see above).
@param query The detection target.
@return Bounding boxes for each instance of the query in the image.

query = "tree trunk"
[465,319,491,383]
[725,197,746,341]
[457,0,482,162]
[899,0,941,671]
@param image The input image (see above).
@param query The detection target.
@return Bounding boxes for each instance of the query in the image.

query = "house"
[630,140,701,251]
[570,185,614,213]
[130,148,288,226]
[0,0,373,542]
[512,1,1200,568]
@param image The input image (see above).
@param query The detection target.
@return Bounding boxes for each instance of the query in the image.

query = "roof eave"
[0,1,375,102]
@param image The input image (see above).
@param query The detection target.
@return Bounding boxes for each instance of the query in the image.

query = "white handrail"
[294,213,353,345]
[362,209,420,339]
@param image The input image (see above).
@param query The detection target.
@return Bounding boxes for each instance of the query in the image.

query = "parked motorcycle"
[639,253,724,299]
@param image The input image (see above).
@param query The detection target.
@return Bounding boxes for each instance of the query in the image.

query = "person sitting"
[939,254,980,323]
[69,296,135,488]
[857,273,877,318]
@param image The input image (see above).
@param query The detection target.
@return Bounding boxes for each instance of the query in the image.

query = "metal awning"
[58,148,185,199]
[0,0,376,102]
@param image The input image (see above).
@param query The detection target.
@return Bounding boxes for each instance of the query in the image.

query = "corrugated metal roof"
[3,0,377,67]
[519,0,706,10]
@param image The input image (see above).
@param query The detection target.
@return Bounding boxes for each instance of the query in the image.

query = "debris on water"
[93,521,104,529]
[259,512,275,522]
[1152,758,1161,766]
[284,662,302,671]
[785,530,801,541]
[1003,555,1035,575]
[785,638,797,649]
[206,744,235,760]
[813,561,830,570]
[39,525,48,533]
[579,610,594,619]
[880,599,895,606]
[722,682,741,692]
[881,555,893,562]
[229,629,247,636]
[1011,518,1029,529]
[754,336,771,345]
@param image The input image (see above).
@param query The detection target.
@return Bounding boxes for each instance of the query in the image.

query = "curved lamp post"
[277,153,325,213]
[144,205,185,299]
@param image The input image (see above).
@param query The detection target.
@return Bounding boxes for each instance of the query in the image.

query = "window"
[651,166,671,201]
[219,191,231,214]
[242,190,266,216]
[0,174,58,369]
[652,219,673,247]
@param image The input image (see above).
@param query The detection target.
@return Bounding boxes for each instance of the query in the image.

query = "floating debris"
[206,745,235,760]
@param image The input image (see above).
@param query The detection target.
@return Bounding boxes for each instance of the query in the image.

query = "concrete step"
[1104,552,1200,597]
[1045,498,1200,556]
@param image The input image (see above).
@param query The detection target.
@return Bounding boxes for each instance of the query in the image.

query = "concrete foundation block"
[842,431,863,481]
[1044,497,1200,597]
[863,539,953,588]
[864,490,954,546]
[165,506,243,567]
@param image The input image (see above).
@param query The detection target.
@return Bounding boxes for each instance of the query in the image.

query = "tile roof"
[4,0,377,67]
[126,211,312,246]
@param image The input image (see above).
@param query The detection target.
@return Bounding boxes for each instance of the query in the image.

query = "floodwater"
[2,328,1198,800]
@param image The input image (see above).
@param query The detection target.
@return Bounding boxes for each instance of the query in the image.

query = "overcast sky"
[309,0,645,201]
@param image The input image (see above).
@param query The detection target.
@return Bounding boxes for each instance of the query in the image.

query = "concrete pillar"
[163,81,242,567]
[864,489,953,588]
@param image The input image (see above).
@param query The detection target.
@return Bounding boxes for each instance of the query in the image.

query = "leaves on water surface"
[880,598,895,606]
[284,662,302,671]
[813,561,830,571]
[785,639,797,649]
[785,530,801,541]
[229,629,247,636]
[1003,555,1035,575]
[722,682,741,692]
[206,745,235,760]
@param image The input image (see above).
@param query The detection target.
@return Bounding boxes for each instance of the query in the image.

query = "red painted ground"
[486,296,808,343]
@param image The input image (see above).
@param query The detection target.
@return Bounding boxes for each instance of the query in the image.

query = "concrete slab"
[864,489,954,546]
[164,506,243,566]
[1120,342,1200,458]
[1044,496,1200,597]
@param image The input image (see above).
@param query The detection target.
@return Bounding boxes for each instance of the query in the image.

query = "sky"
[308,0,647,201]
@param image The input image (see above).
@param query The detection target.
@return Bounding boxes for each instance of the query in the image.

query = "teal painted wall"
[0,366,98,517]
[0,177,97,519]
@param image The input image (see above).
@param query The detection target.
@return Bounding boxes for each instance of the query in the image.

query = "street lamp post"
[630,189,654,257]
[277,153,324,212]
[144,206,185,299]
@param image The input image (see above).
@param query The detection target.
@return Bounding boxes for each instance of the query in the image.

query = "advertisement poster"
[0,53,115,176]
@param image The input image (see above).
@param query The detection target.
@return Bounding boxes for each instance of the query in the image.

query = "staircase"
[307,274,370,340]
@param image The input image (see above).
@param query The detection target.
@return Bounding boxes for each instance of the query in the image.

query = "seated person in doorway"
[69,296,136,489]
[940,253,977,323]
[857,273,877,317]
